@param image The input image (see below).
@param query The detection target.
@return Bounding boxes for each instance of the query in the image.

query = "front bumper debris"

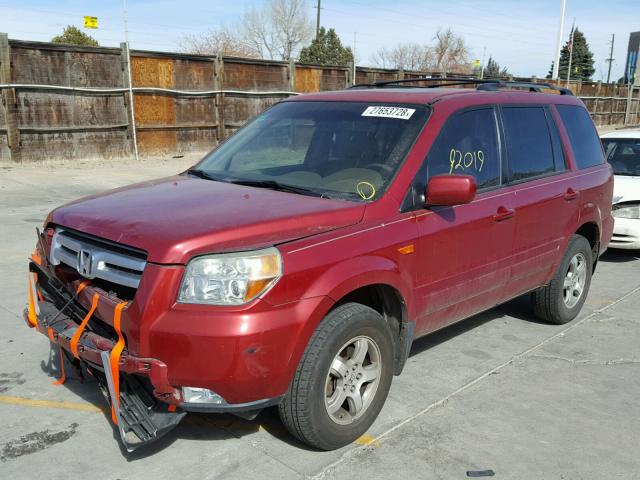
[26,261,185,451]
[26,260,285,450]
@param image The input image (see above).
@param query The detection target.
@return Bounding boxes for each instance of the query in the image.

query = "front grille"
[50,228,147,289]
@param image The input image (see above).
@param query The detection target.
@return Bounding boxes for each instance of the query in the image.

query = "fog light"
[182,387,225,405]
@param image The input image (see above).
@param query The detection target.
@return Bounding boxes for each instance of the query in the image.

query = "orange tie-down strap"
[52,281,92,385]
[27,272,40,328]
[69,293,100,358]
[52,346,67,386]
[109,301,129,425]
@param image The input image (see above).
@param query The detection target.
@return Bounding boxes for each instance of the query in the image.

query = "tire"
[532,235,593,325]
[278,302,394,450]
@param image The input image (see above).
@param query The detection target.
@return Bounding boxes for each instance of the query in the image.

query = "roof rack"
[477,80,573,95]
[350,77,574,96]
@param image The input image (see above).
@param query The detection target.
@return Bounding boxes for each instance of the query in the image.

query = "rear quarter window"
[556,105,604,169]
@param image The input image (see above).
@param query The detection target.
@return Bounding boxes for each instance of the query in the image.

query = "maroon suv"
[25,79,613,451]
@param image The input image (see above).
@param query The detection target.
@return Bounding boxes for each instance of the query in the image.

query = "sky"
[0,0,637,81]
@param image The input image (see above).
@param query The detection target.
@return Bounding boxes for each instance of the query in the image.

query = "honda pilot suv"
[25,79,613,451]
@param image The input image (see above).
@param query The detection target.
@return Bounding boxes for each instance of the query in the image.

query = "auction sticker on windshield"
[362,106,415,120]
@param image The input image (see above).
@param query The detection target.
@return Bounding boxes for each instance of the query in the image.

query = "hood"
[613,175,640,204]
[50,175,365,264]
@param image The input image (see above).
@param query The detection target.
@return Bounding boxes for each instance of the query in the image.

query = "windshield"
[602,138,640,176]
[193,101,429,201]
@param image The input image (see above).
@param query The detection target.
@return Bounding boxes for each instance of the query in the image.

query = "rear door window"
[425,107,501,190]
[502,106,557,182]
[556,105,604,169]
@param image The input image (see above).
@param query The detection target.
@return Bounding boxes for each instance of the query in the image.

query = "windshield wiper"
[229,179,324,197]
[186,169,226,181]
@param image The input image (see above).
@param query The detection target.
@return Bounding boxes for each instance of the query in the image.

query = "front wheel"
[532,235,593,324]
[278,302,394,450]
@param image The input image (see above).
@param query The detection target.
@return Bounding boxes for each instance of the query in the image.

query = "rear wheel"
[532,235,593,324]
[279,302,394,450]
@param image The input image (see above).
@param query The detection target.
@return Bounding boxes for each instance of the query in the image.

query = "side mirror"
[425,175,477,206]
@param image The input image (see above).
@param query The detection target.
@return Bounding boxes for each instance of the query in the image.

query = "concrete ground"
[0,158,639,480]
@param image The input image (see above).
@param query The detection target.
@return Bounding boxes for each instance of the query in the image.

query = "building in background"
[625,31,640,84]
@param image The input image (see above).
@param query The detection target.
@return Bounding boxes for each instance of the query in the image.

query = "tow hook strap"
[69,293,100,358]
[109,301,129,425]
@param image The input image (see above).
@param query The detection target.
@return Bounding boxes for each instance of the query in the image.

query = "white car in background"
[601,130,640,249]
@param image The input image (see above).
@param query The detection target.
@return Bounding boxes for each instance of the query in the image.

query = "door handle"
[492,206,515,222]
[564,188,579,201]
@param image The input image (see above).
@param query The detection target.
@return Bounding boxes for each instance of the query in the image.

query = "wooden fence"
[1,35,639,163]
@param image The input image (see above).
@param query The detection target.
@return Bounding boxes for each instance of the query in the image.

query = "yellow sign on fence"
[84,16,98,29]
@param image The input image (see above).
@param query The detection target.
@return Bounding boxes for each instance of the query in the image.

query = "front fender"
[311,255,413,305]
[275,254,416,387]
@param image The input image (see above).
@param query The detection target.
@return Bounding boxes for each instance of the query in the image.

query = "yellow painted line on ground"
[0,395,381,448]
[353,433,379,448]
[0,395,107,413]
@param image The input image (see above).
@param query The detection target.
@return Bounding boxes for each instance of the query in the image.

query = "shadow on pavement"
[39,342,313,460]
[599,249,640,263]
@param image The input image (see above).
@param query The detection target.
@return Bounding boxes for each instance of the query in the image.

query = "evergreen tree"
[547,28,594,80]
[299,27,353,66]
[484,56,509,78]
[52,26,99,47]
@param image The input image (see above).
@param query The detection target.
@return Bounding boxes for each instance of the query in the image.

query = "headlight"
[612,204,640,219]
[178,247,282,305]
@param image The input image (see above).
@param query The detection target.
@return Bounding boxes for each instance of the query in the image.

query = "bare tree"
[243,7,280,60]
[432,28,472,74]
[271,0,313,60]
[371,28,472,75]
[243,0,313,60]
[178,28,260,57]
[371,43,433,71]
[177,0,312,61]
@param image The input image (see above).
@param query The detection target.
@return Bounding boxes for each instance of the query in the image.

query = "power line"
[320,5,551,48]
[334,0,555,40]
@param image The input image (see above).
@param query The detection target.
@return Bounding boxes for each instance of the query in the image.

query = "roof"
[288,87,583,106]
[600,130,640,139]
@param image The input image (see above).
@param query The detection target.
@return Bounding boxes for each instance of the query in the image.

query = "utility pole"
[480,46,487,79]
[605,33,615,84]
[552,0,566,80]
[352,32,357,86]
[315,0,321,40]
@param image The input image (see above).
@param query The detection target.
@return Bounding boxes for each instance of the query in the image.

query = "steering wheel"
[366,163,394,176]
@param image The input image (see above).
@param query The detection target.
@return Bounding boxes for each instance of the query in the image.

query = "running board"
[100,351,185,452]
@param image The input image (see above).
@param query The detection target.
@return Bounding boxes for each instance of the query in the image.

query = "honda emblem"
[77,249,94,278]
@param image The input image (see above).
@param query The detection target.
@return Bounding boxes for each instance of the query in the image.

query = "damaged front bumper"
[26,261,186,451]
[26,261,281,451]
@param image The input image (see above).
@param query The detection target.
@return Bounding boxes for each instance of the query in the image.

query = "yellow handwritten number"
[356,182,376,200]
[448,148,484,174]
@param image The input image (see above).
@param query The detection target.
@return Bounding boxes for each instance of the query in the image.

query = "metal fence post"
[288,58,296,92]
[120,42,138,159]
[214,52,225,141]
[624,84,633,126]
[0,33,21,162]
